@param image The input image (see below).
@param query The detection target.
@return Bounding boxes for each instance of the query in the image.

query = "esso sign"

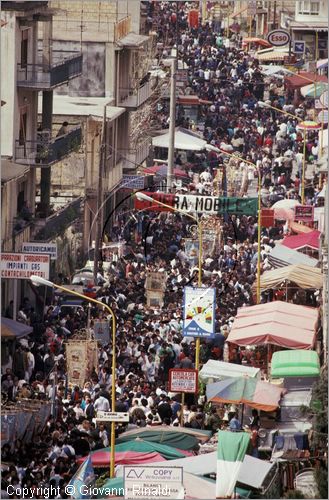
[267,29,291,47]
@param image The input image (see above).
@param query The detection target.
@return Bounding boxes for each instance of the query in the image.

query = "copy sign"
[183,286,216,338]
[169,369,198,393]
[124,466,184,500]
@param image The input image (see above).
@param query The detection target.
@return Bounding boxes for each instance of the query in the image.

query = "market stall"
[271,350,320,378]
[281,230,320,255]
[254,264,323,292]
[268,245,319,268]
[199,360,260,384]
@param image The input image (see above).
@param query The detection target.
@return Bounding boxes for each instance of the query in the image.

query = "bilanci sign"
[134,192,258,216]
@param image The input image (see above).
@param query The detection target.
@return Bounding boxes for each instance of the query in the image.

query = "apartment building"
[1,0,83,309]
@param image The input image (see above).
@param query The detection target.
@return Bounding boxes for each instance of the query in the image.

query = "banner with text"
[183,286,216,338]
[134,192,258,216]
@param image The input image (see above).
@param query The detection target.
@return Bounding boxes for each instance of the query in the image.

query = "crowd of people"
[1,2,326,498]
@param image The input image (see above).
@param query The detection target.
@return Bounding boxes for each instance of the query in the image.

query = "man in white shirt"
[94,394,110,412]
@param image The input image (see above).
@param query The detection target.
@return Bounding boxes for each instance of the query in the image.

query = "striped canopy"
[296,120,322,130]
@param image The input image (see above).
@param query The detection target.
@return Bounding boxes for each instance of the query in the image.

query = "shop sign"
[134,192,258,216]
[267,29,291,47]
[183,286,216,338]
[1,253,50,279]
[169,369,198,393]
[295,205,314,222]
[293,40,305,54]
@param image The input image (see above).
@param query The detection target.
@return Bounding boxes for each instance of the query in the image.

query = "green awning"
[271,350,320,378]
[116,430,199,451]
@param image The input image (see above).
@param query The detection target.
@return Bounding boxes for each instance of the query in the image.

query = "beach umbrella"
[206,377,283,412]
[317,109,328,124]
[1,317,33,339]
[296,120,322,131]
[301,82,328,98]
[272,199,300,221]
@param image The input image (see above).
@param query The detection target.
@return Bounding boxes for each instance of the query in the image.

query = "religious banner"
[66,341,87,387]
[86,341,99,380]
[146,290,165,308]
[94,321,110,346]
[184,239,199,266]
[145,271,167,291]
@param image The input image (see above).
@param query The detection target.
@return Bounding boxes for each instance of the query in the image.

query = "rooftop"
[38,96,126,121]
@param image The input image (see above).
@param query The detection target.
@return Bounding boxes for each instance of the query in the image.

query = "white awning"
[199,360,260,384]
[260,65,294,76]
[268,245,319,269]
[152,127,209,151]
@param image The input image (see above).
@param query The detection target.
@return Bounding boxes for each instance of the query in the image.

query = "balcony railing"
[17,54,82,89]
[15,126,82,166]
[118,81,151,108]
[119,139,151,169]
[2,222,32,252]
[34,197,82,241]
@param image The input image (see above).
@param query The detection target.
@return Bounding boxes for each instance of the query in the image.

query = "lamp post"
[218,149,262,304]
[257,101,308,204]
[29,275,117,478]
[135,192,203,370]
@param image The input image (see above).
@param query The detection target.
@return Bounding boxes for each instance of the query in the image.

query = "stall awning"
[255,48,289,61]
[282,230,321,251]
[254,264,323,291]
[227,302,318,349]
[285,72,328,90]
[243,37,272,47]
[199,360,260,384]
[207,377,283,412]
[271,350,320,378]
[152,127,209,151]
[268,244,319,268]
[1,317,33,339]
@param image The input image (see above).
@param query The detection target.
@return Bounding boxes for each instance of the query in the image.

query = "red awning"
[285,72,328,90]
[242,37,272,47]
[282,230,320,250]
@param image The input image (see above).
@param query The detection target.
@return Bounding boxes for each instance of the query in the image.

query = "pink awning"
[282,230,320,250]
[227,301,318,349]
[77,450,166,467]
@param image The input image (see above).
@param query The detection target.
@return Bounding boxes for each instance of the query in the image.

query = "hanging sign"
[293,40,305,54]
[135,192,258,216]
[169,369,198,393]
[1,253,50,279]
[183,286,216,338]
[22,242,57,260]
[294,205,314,222]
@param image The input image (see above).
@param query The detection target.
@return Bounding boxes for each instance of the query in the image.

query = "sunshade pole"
[240,403,245,427]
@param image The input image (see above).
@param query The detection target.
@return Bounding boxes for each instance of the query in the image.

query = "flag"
[68,455,95,499]
[216,430,250,498]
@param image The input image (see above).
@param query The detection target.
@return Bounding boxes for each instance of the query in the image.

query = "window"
[298,1,320,15]
[20,29,28,67]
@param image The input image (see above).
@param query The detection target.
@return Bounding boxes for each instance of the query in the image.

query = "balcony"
[118,81,151,109]
[2,221,33,252]
[34,197,82,241]
[17,53,82,90]
[15,126,82,166]
[119,139,151,170]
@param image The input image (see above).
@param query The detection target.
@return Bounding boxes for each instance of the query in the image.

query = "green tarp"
[116,430,198,451]
[271,350,320,378]
[92,439,187,461]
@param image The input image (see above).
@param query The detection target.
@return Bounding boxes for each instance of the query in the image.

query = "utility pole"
[167,56,176,193]
[94,107,106,285]
[273,0,277,29]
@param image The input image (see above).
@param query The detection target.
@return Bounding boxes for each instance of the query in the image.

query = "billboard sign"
[183,286,216,338]
[22,242,57,260]
[1,253,50,279]
[169,369,198,393]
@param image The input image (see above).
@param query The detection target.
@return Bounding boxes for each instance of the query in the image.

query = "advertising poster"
[66,342,87,387]
[183,286,216,338]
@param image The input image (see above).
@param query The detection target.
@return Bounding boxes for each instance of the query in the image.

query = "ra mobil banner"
[183,286,216,338]
[66,342,87,387]
[134,192,258,216]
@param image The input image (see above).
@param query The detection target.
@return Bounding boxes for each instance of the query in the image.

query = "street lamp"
[135,192,203,370]
[257,101,308,204]
[29,275,117,478]
[218,149,262,304]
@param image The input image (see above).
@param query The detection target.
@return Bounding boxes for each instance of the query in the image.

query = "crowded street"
[1,1,328,499]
